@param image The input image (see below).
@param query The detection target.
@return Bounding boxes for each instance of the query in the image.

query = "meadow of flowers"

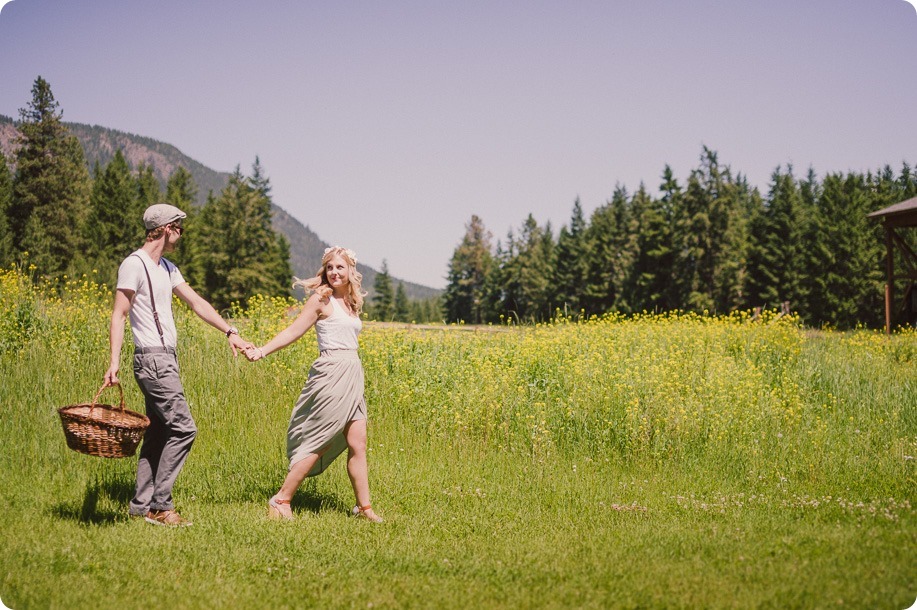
[0,266,914,609]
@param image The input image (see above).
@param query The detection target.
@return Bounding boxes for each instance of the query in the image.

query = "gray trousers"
[128,348,197,515]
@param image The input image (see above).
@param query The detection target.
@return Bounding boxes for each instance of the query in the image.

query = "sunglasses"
[170,224,184,235]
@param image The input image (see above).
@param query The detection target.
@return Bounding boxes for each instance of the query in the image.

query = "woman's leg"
[344,419,381,520]
[268,452,323,519]
[277,451,322,501]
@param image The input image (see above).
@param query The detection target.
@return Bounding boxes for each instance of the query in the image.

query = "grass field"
[0,268,915,609]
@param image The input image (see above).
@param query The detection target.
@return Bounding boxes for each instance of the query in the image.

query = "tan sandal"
[351,504,383,523]
[268,495,294,520]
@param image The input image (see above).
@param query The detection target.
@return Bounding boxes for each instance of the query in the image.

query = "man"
[104,203,251,526]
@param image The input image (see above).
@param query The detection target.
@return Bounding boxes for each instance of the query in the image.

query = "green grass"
[0,271,915,609]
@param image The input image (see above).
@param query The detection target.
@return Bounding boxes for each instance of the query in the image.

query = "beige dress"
[286,296,367,476]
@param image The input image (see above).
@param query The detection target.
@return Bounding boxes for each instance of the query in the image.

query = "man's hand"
[243,345,264,362]
[228,332,253,357]
[104,365,120,387]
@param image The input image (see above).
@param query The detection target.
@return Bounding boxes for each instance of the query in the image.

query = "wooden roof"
[868,196,917,228]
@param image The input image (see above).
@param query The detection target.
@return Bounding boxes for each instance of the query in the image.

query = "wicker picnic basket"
[58,384,149,458]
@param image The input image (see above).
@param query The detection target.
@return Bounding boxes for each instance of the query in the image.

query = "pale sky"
[1,0,915,289]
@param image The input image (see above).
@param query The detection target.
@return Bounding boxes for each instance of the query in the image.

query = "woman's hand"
[243,345,265,362]
[242,293,322,364]
[228,333,254,357]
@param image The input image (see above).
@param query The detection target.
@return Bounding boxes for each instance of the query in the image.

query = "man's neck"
[141,239,166,265]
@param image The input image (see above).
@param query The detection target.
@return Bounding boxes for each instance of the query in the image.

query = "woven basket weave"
[58,384,149,458]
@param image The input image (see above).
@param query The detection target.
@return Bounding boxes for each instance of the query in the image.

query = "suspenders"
[131,254,167,347]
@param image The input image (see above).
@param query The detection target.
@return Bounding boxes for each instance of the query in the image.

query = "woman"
[244,247,382,522]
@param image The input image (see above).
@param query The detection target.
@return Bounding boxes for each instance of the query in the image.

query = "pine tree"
[229,163,290,306]
[85,150,138,281]
[135,164,160,209]
[713,173,753,313]
[745,166,806,312]
[687,150,717,311]
[671,171,708,311]
[271,233,294,298]
[890,164,917,297]
[372,260,395,320]
[552,199,589,316]
[630,181,675,313]
[480,239,508,323]
[501,215,555,321]
[670,148,745,313]
[613,186,643,313]
[896,162,917,199]
[410,296,441,324]
[250,156,271,197]
[246,157,292,295]
[795,167,823,321]
[582,187,633,314]
[442,214,494,323]
[166,166,198,209]
[182,190,221,293]
[422,296,442,324]
[184,163,291,309]
[134,164,160,241]
[0,152,13,265]
[656,166,684,310]
[394,282,410,322]
[805,173,884,328]
[11,76,91,276]
[165,166,198,269]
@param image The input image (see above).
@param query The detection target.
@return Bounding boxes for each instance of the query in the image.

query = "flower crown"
[324,246,358,266]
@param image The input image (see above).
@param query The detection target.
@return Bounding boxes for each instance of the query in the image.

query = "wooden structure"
[867,197,917,333]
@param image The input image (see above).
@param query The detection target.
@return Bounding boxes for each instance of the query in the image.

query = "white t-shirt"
[117,249,186,348]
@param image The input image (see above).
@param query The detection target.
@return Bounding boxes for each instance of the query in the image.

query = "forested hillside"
[0,112,439,301]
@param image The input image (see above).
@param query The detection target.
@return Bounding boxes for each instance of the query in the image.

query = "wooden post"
[885,284,892,335]
[885,224,894,334]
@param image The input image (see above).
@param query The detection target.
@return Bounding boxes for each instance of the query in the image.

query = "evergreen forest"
[442,150,916,329]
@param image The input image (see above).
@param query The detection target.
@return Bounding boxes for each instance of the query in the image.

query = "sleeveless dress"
[286,296,367,476]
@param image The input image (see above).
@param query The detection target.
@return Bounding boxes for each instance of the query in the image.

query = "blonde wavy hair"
[293,246,366,314]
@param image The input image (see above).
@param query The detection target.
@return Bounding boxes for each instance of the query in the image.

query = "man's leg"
[132,351,197,513]
[129,403,165,516]
[149,389,196,511]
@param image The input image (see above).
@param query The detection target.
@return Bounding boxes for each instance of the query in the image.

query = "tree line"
[5,77,912,328]
[443,148,916,329]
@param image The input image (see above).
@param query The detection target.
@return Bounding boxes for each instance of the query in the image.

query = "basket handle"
[91,383,125,415]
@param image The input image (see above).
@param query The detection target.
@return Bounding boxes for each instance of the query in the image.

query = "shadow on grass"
[247,479,349,516]
[290,490,349,516]
[51,474,136,526]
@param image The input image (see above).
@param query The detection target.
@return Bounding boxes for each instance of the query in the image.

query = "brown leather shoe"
[145,509,192,527]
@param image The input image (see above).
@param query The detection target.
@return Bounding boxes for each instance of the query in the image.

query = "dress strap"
[329,296,355,317]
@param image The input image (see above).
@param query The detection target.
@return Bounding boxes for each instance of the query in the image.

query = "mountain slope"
[0,114,440,300]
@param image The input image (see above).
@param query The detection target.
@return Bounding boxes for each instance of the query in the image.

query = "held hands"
[242,345,265,362]
[227,332,255,357]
